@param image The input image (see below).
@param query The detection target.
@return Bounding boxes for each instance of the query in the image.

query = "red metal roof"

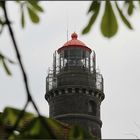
[57,32,92,53]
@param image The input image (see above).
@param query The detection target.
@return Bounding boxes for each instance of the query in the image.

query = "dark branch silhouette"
[1,1,55,138]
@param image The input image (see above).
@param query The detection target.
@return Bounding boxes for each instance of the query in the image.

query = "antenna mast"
[66,16,69,41]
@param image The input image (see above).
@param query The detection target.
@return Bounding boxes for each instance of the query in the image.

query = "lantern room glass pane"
[59,47,91,70]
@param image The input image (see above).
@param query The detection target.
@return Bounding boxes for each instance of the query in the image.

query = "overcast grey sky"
[0,1,140,139]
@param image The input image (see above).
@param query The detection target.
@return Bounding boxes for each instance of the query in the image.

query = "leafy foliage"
[2,107,35,129]
[82,0,139,38]
[0,0,44,76]
[82,1,101,34]
[15,118,54,139]
[23,0,43,27]
[0,52,15,75]
[27,6,40,23]
[68,125,98,140]
[115,1,133,30]
[124,0,135,16]
[0,0,139,75]
[0,107,96,140]
[16,0,44,28]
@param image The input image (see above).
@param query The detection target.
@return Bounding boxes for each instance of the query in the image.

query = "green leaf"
[1,59,12,75]
[17,117,54,139]
[68,125,83,140]
[2,107,35,129]
[21,6,25,28]
[82,1,100,34]
[88,1,100,13]
[28,0,44,12]
[115,2,133,30]
[68,125,95,140]
[101,1,118,38]
[0,18,5,34]
[82,12,98,34]
[47,118,69,139]
[27,6,39,23]
[0,52,5,59]
[128,1,134,16]
[15,0,20,3]
[0,52,15,64]
[0,52,15,75]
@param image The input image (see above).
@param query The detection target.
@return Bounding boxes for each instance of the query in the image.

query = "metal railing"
[46,69,103,93]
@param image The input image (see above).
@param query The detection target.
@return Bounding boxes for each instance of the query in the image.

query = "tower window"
[75,88,79,93]
[89,90,92,95]
[82,88,86,94]
[88,100,97,116]
[68,88,72,93]
[61,90,65,94]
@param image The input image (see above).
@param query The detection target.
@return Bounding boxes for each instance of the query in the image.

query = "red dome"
[57,32,91,53]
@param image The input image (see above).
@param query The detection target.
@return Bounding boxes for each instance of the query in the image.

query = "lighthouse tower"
[45,33,105,138]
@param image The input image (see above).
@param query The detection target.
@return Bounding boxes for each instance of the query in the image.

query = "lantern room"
[57,32,92,71]
[46,32,104,93]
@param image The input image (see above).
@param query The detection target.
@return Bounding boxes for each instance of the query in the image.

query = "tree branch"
[1,1,55,138]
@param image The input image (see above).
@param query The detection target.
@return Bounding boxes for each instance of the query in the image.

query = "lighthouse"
[45,33,105,138]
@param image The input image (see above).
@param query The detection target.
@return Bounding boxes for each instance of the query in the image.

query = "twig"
[2,1,55,138]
